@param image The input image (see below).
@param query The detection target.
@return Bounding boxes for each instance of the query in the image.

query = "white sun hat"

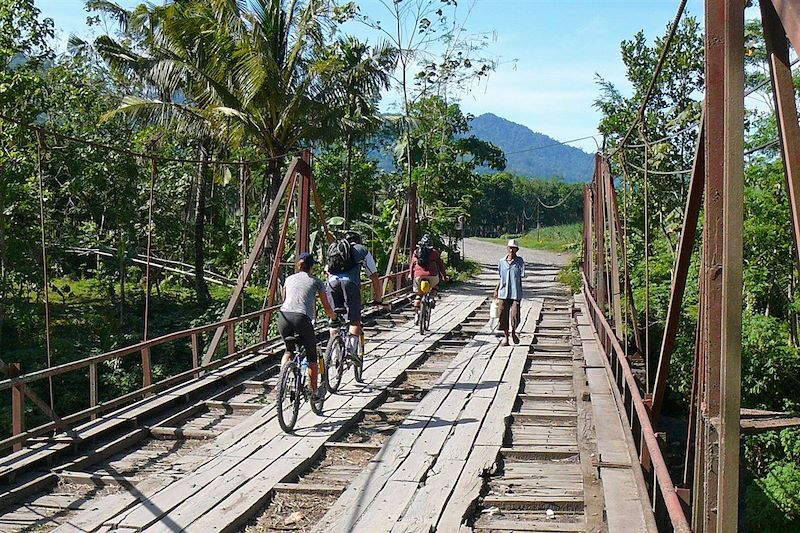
[507,239,520,249]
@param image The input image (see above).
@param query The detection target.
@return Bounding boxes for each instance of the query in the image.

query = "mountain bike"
[417,279,436,335]
[325,311,364,392]
[276,336,326,433]
[418,289,435,334]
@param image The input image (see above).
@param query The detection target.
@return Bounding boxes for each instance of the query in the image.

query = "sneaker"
[512,332,520,344]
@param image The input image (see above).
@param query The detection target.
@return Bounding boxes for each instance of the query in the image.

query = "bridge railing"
[0,268,412,455]
[581,271,691,533]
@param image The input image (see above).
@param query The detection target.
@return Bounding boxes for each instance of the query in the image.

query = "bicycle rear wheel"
[309,382,324,415]
[277,362,300,433]
[325,335,346,393]
[419,302,428,335]
[424,298,432,331]
[310,353,325,415]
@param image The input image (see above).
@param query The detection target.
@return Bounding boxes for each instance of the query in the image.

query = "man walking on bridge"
[494,239,525,346]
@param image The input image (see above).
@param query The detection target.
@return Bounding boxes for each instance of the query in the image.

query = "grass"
[479,222,583,253]
[448,258,482,284]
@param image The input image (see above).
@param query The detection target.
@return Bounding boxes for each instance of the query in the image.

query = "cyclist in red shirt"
[410,234,449,324]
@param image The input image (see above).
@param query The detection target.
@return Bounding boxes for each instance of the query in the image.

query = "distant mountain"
[468,113,594,182]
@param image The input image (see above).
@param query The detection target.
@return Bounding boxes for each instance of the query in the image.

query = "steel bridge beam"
[694,2,744,531]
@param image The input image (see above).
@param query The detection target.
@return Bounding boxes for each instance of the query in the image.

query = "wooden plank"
[572,325,607,533]
[132,296,483,532]
[393,305,540,532]
[56,470,140,487]
[175,298,482,532]
[574,295,657,532]
[324,442,383,452]
[273,482,344,495]
[50,304,421,532]
[351,337,504,530]
[482,494,584,511]
[432,302,542,530]
[319,309,503,532]
[204,400,263,414]
[149,427,220,440]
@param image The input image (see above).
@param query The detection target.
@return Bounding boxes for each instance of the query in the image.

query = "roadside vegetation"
[480,222,582,254]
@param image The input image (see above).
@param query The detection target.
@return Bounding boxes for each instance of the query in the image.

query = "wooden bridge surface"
[0,250,656,532]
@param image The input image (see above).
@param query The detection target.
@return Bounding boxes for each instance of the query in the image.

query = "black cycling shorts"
[327,277,362,323]
[277,311,317,360]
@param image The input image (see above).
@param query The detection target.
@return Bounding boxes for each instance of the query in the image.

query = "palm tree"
[321,36,396,224]
[84,0,343,301]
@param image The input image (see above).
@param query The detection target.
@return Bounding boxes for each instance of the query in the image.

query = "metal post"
[261,173,299,341]
[718,3,744,530]
[89,362,98,421]
[383,202,408,296]
[593,154,607,313]
[762,0,800,263]
[10,363,24,452]
[696,2,744,530]
[141,347,152,388]
[583,185,593,287]
[297,150,312,258]
[602,159,623,337]
[227,322,235,355]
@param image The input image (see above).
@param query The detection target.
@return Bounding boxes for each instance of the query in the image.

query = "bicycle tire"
[353,335,364,383]
[309,382,324,415]
[419,302,426,335]
[325,335,346,393]
[425,298,432,330]
[277,361,300,433]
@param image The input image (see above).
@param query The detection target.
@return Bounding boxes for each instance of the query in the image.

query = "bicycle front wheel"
[277,362,300,433]
[325,335,346,393]
[353,334,364,383]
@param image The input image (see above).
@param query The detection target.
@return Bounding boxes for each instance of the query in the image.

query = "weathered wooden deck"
[0,263,656,533]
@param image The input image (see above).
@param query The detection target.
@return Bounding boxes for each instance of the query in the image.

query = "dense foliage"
[595,14,800,528]
[468,173,584,237]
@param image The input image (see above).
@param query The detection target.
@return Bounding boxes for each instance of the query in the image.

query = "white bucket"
[489,299,501,319]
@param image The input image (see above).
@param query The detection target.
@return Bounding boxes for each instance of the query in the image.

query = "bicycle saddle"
[283,336,299,352]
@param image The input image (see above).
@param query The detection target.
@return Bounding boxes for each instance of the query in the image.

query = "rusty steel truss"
[582,1,800,531]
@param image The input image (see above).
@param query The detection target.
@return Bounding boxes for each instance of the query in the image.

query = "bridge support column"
[694,1,744,531]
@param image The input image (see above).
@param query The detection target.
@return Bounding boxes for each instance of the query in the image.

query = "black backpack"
[327,238,355,274]
[416,245,433,268]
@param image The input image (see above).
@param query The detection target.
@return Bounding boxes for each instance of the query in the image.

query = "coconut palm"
[320,36,396,223]
[84,0,344,301]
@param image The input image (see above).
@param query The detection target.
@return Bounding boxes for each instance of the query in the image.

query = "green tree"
[319,36,395,224]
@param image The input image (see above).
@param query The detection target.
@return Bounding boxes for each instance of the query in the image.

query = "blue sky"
[37,0,712,153]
